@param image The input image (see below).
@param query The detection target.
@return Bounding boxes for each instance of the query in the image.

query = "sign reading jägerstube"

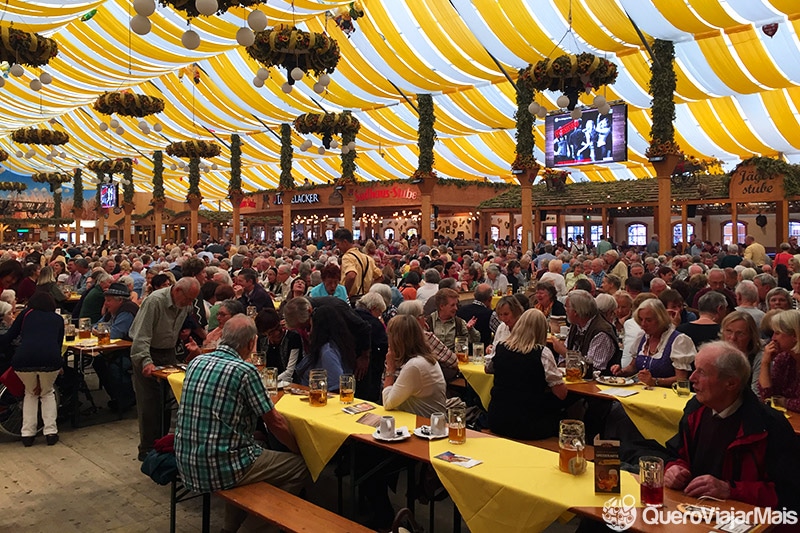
[273,192,320,205]
[355,185,419,202]
[729,165,785,202]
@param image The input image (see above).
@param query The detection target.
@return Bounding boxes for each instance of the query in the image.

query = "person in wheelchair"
[92,282,138,413]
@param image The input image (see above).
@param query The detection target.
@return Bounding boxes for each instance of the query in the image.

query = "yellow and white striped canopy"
[0,0,798,209]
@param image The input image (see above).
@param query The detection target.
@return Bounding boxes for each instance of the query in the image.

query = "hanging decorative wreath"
[0,26,59,68]
[293,111,359,148]
[158,0,264,18]
[12,128,69,146]
[542,168,570,192]
[0,182,26,192]
[0,149,7,162]
[166,140,221,159]
[87,158,133,174]
[247,25,340,79]
[518,53,618,111]
[93,91,165,118]
[32,172,72,184]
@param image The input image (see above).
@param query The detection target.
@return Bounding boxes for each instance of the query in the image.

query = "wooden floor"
[0,381,578,532]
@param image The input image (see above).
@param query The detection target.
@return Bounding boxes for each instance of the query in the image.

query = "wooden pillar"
[479,211,492,246]
[601,207,608,243]
[681,204,688,251]
[153,201,165,246]
[517,168,537,252]
[555,210,564,243]
[419,177,436,245]
[731,202,738,245]
[533,208,541,248]
[651,154,681,254]
[123,202,134,246]
[230,191,243,246]
[72,208,83,245]
[776,200,789,246]
[187,195,202,244]
[282,200,292,248]
[98,208,106,243]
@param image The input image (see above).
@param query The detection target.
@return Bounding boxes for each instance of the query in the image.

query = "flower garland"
[294,111,360,149]
[331,1,364,35]
[542,168,570,192]
[0,182,26,192]
[279,124,294,190]
[32,172,72,184]
[12,128,69,146]
[512,76,538,172]
[73,168,83,210]
[0,26,59,68]
[166,140,221,159]
[93,91,165,118]
[247,25,340,78]
[0,149,7,162]
[229,134,242,195]
[158,0,264,18]
[413,94,436,180]
[646,39,680,159]
[518,53,618,94]
[152,150,165,202]
[87,158,132,174]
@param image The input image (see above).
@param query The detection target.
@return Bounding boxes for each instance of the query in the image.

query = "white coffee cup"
[379,415,395,437]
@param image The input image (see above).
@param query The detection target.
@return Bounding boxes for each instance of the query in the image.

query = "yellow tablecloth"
[429,436,637,533]
[276,394,417,481]
[599,384,690,445]
[168,372,185,403]
[491,295,502,309]
[458,362,493,409]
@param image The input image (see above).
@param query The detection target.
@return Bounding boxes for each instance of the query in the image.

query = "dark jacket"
[457,301,494,346]
[308,297,372,357]
[79,285,106,324]
[35,281,66,304]
[354,307,388,402]
[237,283,274,314]
[1,309,64,372]
[666,391,800,510]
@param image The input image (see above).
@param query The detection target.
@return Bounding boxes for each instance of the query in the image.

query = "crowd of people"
[1,227,799,529]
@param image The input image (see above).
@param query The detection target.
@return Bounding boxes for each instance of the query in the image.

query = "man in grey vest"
[551,290,620,374]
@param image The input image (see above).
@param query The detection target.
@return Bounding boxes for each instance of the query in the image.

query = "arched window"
[789,220,800,239]
[566,225,584,243]
[325,229,333,241]
[406,227,418,237]
[722,221,746,245]
[589,225,609,245]
[672,223,696,246]
[516,225,522,242]
[384,228,395,240]
[490,225,500,242]
[543,225,557,243]
[626,223,647,246]
[275,230,283,242]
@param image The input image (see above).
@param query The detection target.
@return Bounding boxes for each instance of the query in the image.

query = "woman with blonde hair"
[486,309,567,439]
[758,310,800,412]
[720,310,762,394]
[382,315,445,416]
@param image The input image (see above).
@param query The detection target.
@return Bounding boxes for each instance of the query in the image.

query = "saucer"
[372,426,411,442]
[413,426,447,440]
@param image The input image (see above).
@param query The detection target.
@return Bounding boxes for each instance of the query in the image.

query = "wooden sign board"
[729,165,784,202]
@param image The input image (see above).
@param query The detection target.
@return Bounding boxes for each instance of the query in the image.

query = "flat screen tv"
[100,183,118,209]
[545,103,628,168]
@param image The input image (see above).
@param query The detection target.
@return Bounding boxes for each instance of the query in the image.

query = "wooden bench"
[480,430,596,461]
[217,482,373,533]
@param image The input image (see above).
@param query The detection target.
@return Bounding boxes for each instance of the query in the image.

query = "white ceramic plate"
[596,376,636,387]
[413,426,447,440]
[372,427,411,442]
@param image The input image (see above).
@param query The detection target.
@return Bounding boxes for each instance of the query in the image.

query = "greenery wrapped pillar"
[512,72,540,251]
[72,168,84,243]
[229,134,244,246]
[152,151,165,246]
[280,124,294,248]
[187,156,202,244]
[95,180,106,244]
[121,159,135,245]
[412,94,437,244]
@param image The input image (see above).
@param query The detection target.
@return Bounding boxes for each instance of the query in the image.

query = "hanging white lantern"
[25,149,35,158]
[109,118,119,129]
[347,141,356,150]
[195,0,218,16]
[536,107,547,119]
[99,122,109,132]
[9,64,23,77]
[141,126,151,135]
[182,30,201,50]
[103,175,111,183]
[153,123,163,133]
[528,102,539,115]
[39,72,52,85]
[60,152,66,158]
[236,27,255,47]
[50,148,58,157]
[570,108,582,120]
[300,140,312,151]
[330,139,339,149]
[55,187,63,194]
[290,67,304,81]
[0,77,5,88]
[312,83,324,94]
[256,67,270,80]
[14,150,22,158]
[211,163,218,170]
[45,154,52,161]
[556,94,570,109]
[133,0,156,17]
[593,95,606,107]
[130,15,152,36]
[138,120,148,130]
[170,164,177,171]
[178,160,186,168]
[115,126,125,135]
[341,146,350,155]
[317,146,326,155]
[319,73,331,87]
[281,82,293,94]
[599,103,611,115]
[252,76,264,88]
[247,10,267,31]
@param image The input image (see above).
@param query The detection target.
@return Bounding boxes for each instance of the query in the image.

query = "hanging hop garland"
[152,150,165,202]
[293,111,359,148]
[12,128,69,146]
[166,140,221,159]
[413,93,436,179]
[0,26,59,67]
[87,158,132,174]
[229,134,242,194]
[73,168,83,210]
[187,156,201,198]
[646,39,680,158]
[0,182,26,192]
[0,149,7,162]
[518,53,618,94]
[280,124,294,190]
[93,91,165,118]
[32,172,72,184]
[247,25,340,78]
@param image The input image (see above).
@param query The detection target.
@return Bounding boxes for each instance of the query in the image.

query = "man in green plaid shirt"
[175,315,308,533]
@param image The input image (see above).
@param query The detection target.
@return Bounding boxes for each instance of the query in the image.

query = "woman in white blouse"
[382,315,446,417]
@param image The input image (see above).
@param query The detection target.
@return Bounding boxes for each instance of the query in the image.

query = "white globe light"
[142,126,151,135]
[281,82,293,94]
[182,30,200,50]
[247,10,267,31]
[593,95,606,107]
[195,0,218,16]
[104,176,111,183]
[45,154,52,161]
[115,126,125,135]
[536,107,547,118]
[60,152,66,158]
[317,146,326,155]
[290,67,304,81]
[14,151,22,158]
[236,27,255,47]
[138,120,148,130]
[25,149,35,158]
[252,76,264,88]
[39,72,52,85]
[301,140,312,150]
[600,103,611,115]
[98,122,108,132]
[347,141,356,150]
[9,64,23,77]
[211,163,218,170]
[55,188,63,194]
[178,161,186,168]
[528,102,539,115]
[0,77,5,88]
[109,119,119,129]
[330,139,339,149]
[299,144,309,152]
[319,73,331,86]
[50,148,58,157]
[312,83,324,94]
[133,0,156,17]
[0,168,4,174]
[556,94,570,108]
[153,123,163,132]
[169,164,177,171]
[341,146,350,155]
[130,15,152,36]
[570,108,582,119]
[256,67,270,80]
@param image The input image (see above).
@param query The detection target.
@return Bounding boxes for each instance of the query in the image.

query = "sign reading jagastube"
[274,192,320,205]
[355,185,418,202]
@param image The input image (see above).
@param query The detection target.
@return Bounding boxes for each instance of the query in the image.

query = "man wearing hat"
[92,282,139,413]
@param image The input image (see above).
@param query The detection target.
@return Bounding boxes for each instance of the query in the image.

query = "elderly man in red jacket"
[664,341,800,510]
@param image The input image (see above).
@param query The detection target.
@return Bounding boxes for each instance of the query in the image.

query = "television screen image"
[100,184,118,209]
[545,103,628,168]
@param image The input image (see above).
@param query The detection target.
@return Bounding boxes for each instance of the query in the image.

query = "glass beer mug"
[308,369,328,407]
[559,419,586,474]
[565,350,587,382]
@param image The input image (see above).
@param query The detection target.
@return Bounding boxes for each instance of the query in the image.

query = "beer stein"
[78,317,92,339]
[96,322,111,345]
[559,419,586,474]
[565,350,587,382]
[454,336,469,363]
[308,369,328,407]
